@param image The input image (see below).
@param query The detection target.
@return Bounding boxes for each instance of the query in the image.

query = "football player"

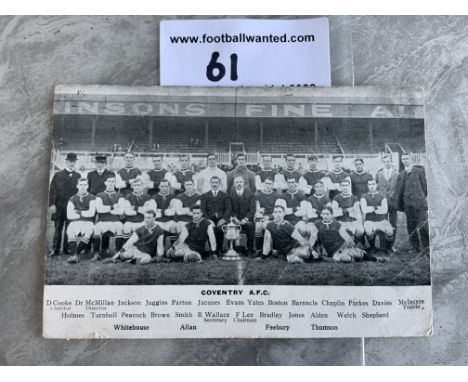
[166,206,217,262]
[275,153,302,193]
[145,154,176,196]
[116,152,142,196]
[197,153,227,194]
[350,158,373,199]
[93,175,126,260]
[255,155,277,192]
[122,177,156,244]
[257,205,312,263]
[65,178,96,264]
[304,181,332,223]
[361,179,394,254]
[104,210,165,265]
[254,177,279,255]
[172,154,195,194]
[227,153,256,193]
[173,178,201,229]
[327,155,351,200]
[332,179,365,244]
[299,155,327,196]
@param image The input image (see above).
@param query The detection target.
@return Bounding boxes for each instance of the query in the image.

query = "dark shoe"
[66,255,80,264]
[362,252,378,262]
[255,254,269,262]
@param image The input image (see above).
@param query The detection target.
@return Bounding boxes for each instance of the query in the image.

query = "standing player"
[166,205,217,262]
[173,179,201,228]
[361,179,394,254]
[327,155,351,200]
[116,152,142,196]
[255,155,277,192]
[65,178,96,264]
[146,154,175,196]
[332,180,365,245]
[197,153,227,194]
[93,175,126,260]
[254,177,279,255]
[87,155,115,196]
[350,158,373,199]
[48,153,81,256]
[258,205,312,263]
[304,180,331,224]
[122,177,156,245]
[375,154,399,250]
[200,176,232,255]
[172,154,195,194]
[226,153,256,193]
[104,210,165,264]
[299,155,327,196]
[275,153,302,193]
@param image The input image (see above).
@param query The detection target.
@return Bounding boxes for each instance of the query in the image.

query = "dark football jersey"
[185,218,212,253]
[280,191,306,225]
[302,170,327,193]
[147,168,168,196]
[96,191,124,222]
[256,169,277,183]
[153,192,175,222]
[362,192,386,222]
[350,171,373,199]
[333,193,359,222]
[134,224,164,256]
[281,169,302,183]
[314,220,344,256]
[328,169,350,199]
[307,194,331,222]
[176,192,201,222]
[256,191,279,216]
[173,169,194,193]
[266,221,297,256]
[125,192,152,223]
[69,193,96,222]
[117,167,142,196]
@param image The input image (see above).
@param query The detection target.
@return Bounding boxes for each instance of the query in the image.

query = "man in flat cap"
[87,155,115,196]
[48,153,81,256]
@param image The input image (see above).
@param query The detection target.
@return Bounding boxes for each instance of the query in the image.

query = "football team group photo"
[45,87,431,286]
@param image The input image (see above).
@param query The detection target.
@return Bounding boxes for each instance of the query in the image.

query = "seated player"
[122,177,157,244]
[332,180,365,245]
[166,206,217,262]
[299,155,328,196]
[153,179,178,235]
[65,178,96,264]
[312,207,369,262]
[254,177,279,255]
[172,178,201,230]
[104,210,165,264]
[305,181,332,223]
[257,205,312,263]
[361,179,394,254]
[254,155,277,192]
[93,175,126,260]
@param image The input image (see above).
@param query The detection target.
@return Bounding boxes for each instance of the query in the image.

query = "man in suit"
[375,154,399,250]
[48,152,81,256]
[392,153,429,253]
[86,155,115,196]
[230,176,256,256]
[200,176,232,255]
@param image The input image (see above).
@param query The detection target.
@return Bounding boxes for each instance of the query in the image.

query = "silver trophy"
[222,218,242,261]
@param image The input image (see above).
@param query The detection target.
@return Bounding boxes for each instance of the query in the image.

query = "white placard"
[160,18,331,87]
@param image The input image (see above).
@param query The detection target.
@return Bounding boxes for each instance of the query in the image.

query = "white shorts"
[155,220,178,234]
[364,220,394,237]
[94,221,124,236]
[286,246,310,263]
[167,243,202,263]
[340,221,364,237]
[120,246,152,264]
[67,221,94,240]
[123,221,144,234]
[294,221,318,239]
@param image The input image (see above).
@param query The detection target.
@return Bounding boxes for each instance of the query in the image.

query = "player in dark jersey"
[332,180,365,242]
[312,206,366,262]
[93,175,126,260]
[146,154,176,196]
[116,152,142,196]
[299,155,327,196]
[258,205,313,263]
[172,154,195,194]
[275,153,302,193]
[167,206,217,262]
[104,210,165,264]
[350,158,373,199]
[254,177,279,255]
[65,178,96,264]
[327,155,351,200]
[122,177,156,244]
[361,179,394,254]
[255,155,277,192]
[174,179,201,228]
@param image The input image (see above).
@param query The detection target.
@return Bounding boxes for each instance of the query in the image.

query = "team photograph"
[45,86,431,286]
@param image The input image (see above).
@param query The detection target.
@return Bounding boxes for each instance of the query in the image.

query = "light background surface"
[0,15,466,365]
